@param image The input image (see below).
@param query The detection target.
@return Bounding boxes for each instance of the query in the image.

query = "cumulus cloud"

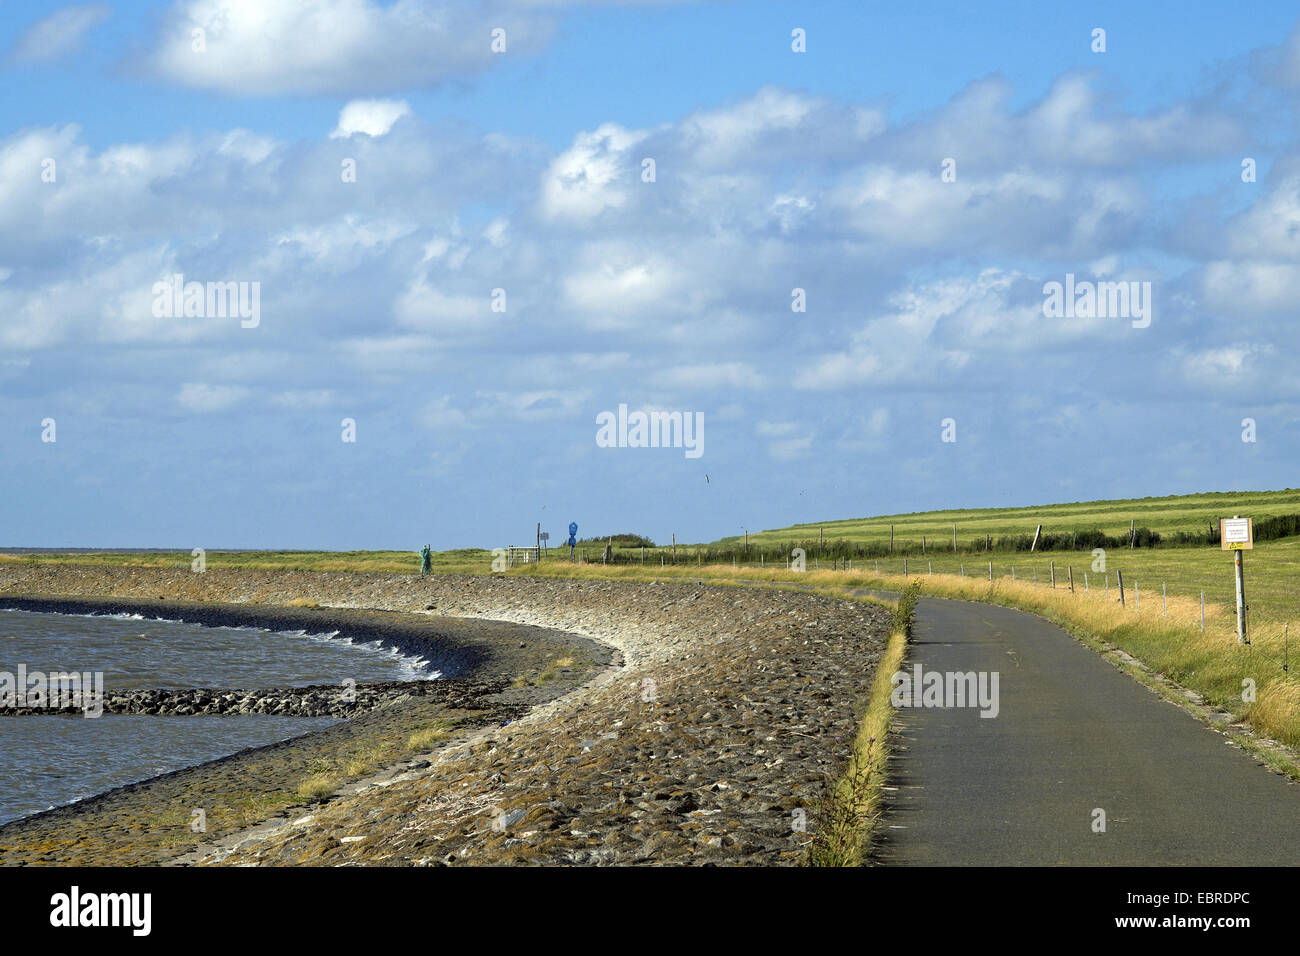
[1,61,1293,446]
[330,99,412,139]
[150,0,557,95]
[539,123,648,222]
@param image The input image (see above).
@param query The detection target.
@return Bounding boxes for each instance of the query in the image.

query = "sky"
[1,0,1298,550]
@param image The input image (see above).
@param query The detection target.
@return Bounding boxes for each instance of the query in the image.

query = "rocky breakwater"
[0,677,506,719]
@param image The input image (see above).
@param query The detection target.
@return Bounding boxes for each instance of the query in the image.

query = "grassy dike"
[808,582,917,867]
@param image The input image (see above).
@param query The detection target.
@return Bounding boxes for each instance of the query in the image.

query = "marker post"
[1220,516,1253,644]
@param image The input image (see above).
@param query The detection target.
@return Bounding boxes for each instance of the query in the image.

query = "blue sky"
[1,0,1298,549]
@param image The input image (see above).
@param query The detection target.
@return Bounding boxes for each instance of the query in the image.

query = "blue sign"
[567,536,576,547]
[569,522,578,537]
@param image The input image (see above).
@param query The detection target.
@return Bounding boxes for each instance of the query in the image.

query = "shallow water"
[0,609,434,825]
[0,713,338,825]
[0,607,433,690]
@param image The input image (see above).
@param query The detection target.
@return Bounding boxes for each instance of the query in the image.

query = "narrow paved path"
[868,595,1300,865]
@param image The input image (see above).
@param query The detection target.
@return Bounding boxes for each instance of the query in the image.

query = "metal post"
[1234,550,1247,643]
[988,561,992,581]
[1117,569,1125,607]
[1050,561,1055,588]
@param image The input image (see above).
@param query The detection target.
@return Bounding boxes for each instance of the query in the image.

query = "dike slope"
[0,566,890,865]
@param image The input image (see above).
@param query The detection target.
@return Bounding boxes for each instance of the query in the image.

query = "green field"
[716,488,1300,549]
[845,541,1298,627]
[703,488,1300,626]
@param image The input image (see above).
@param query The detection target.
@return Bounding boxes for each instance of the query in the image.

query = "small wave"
[272,628,433,680]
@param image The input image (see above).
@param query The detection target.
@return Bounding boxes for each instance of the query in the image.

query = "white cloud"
[330,99,412,139]
[1202,260,1300,317]
[152,0,556,95]
[539,123,646,222]
[562,246,683,321]
[8,4,110,64]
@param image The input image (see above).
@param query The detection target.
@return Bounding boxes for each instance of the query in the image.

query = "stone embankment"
[0,565,891,865]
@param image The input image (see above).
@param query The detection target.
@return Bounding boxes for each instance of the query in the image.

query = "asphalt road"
[868,594,1300,865]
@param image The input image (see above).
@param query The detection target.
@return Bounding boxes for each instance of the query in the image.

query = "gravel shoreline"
[0,565,891,865]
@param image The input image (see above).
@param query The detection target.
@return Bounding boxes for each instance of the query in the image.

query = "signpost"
[568,522,578,561]
[1220,516,1253,643]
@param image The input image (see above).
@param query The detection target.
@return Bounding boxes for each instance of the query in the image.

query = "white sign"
[1221,517,1253,550]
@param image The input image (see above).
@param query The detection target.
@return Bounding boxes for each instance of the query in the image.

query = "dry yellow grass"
[516,560,1300,752]
[407,727,451,751]
[295,773,337,802]
[809,627,909,867]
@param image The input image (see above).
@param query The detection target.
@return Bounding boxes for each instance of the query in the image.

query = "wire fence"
[567,545,1294,680]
